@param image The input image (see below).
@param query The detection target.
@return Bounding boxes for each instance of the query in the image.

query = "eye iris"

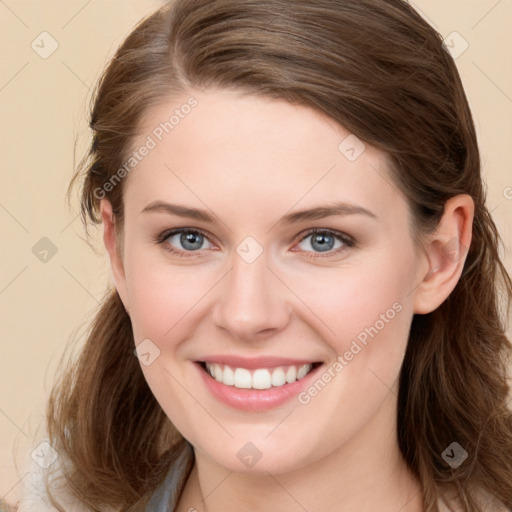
[311,233,334,252]
[181,232,203,250]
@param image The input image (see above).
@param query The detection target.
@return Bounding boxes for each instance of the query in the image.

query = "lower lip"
[194,362,324,412]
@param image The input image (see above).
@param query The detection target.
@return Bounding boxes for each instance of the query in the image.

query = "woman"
[16,0,512,511]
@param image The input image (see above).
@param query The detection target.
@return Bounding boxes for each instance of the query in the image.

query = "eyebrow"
[141,200,377,224]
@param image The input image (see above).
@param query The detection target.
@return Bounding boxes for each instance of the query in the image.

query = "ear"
[100,199,130,313]
[413,194,474,314]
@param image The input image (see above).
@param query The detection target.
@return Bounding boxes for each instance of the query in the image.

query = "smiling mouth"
[197,361,322,390]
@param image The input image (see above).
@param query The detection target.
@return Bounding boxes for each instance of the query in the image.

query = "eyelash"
[153,228,356,259]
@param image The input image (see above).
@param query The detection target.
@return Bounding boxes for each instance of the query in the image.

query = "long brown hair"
[44,1,512,510]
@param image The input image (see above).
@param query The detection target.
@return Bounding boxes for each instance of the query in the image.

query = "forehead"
[122,88,409,226]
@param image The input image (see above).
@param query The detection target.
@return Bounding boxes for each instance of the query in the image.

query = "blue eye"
[158,229,214,256]
[294,229,355,258]
[154,228,355,258]
[299,231,341,252]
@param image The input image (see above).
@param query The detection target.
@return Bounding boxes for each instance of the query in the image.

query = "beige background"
[1,0,511,503]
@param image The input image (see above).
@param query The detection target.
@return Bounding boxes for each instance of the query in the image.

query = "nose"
[212,249,292,341]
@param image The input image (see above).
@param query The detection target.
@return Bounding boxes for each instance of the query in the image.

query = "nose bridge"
[213,246,290,339]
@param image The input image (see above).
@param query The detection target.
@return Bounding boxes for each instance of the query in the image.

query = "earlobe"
[100,199,130,313]
[413,194,474,314]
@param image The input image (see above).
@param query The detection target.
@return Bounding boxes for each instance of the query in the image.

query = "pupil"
[181,232,202,250]
[313,233,333,252]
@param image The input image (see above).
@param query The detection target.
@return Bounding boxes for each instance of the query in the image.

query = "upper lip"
[196,355,321,369]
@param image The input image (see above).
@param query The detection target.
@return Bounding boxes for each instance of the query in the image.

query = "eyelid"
[155,227,355,258]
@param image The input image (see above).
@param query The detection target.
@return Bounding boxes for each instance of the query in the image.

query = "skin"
[100,88,474,512]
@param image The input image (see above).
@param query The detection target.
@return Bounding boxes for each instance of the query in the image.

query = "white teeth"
[223,365,235,386]
[234,368,252,389]
[204,362,314,389]
[296,364,310,379]
[285,365,297,383]
[213,364,223,381]
[271,367,286,387]
[252,369,272,389]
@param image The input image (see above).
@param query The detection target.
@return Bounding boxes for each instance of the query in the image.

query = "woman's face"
[102,88,430,474]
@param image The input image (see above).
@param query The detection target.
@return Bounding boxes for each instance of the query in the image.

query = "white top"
[14,440,509,512]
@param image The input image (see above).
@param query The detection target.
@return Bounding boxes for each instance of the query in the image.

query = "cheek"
[290,258,413,340]
[283,255,416,392]
[124,248,213,342]
[123,250,212,426]
[287,262,414,440]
